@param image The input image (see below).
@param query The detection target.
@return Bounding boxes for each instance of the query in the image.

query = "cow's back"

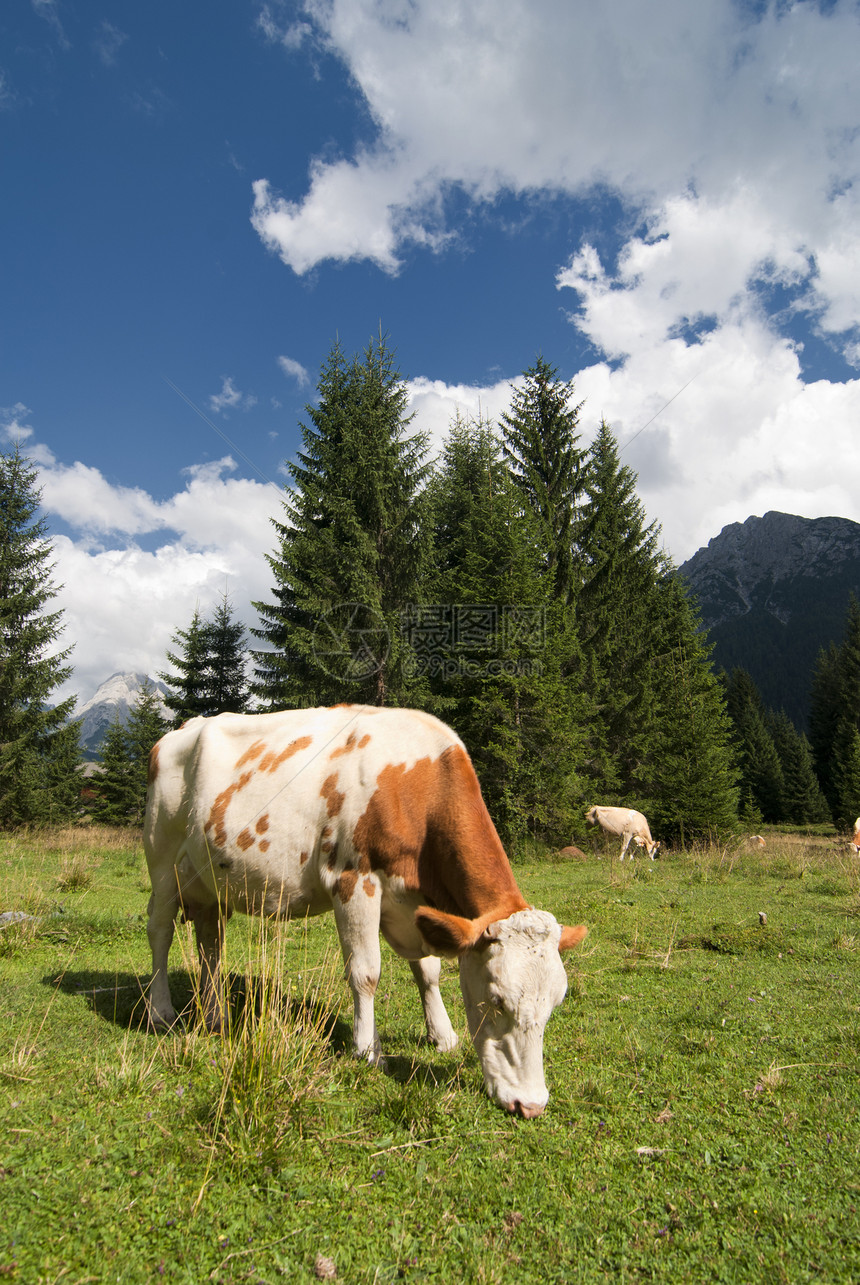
[144,705,467,919]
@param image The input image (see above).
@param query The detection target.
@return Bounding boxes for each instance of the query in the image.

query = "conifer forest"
[2,338,857,840]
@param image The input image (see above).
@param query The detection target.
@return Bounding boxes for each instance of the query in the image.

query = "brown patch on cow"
[259,735,313,773]
[326,848,338,870]
[358,734,371,748]
[236,828,255,852]
[203,771,254,849]
[336,870,358,902]
[299,850,309,865]
[258,839,270,854]
[255,814,269,834]
[329,731,359,759]
[320,773,345,817]
[147,741,160,785]
[234,739,266,770]
[363,877,375,898]
[352,745,528,922]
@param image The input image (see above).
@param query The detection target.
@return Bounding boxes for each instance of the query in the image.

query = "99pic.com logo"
[311,602,391,682]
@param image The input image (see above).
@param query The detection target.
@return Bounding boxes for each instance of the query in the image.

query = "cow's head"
[416,906,587,1118]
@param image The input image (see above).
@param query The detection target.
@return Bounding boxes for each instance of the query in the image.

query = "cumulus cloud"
[10,420,284,707]
[252,1,860,358]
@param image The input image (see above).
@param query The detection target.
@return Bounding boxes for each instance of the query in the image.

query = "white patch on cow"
[457,909,568,1118]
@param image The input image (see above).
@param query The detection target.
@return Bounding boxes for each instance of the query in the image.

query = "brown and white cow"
[143,706,587,1118]
[851,817,860,855]
[585,805,660,860]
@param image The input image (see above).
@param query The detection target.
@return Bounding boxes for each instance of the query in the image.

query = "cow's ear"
[558,923,588,952]
[415,906,481,957]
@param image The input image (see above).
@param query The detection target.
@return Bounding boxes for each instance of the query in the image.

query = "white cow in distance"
[585,805,661,860]
[852,817,860,855]
[144,706,588,1119]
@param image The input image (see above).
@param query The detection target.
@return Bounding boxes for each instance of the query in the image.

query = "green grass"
[2,827,860,1282]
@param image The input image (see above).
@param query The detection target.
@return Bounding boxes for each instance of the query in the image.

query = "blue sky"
[2,0,860,705]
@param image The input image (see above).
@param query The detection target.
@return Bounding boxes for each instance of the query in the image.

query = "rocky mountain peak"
[679,512,860,726]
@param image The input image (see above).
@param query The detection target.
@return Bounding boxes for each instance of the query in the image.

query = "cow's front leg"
[409,956,458,1053]
[146,882,179,1029]
[191,903,227,1033]
[332,888,383,1064]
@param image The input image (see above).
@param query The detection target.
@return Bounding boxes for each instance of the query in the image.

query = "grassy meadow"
[2,826,860,1283]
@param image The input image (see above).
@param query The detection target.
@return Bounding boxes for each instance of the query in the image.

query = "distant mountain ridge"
[679,511,860,728]
[77,672,170,759]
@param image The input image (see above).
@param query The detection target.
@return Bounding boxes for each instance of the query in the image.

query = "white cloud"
[208,376,258,415]
[247,0,860,564]
[9,430,285,707]
[253,1,860,356]
[277,355,311,387]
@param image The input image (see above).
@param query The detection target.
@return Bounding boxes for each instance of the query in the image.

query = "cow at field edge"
[144,706,587,1118]
[585,805,660,860]
[852,817,860,855]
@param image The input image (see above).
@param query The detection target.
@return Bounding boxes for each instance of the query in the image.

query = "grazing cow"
[852,817,860,855]
[585,805,660,860]
[749,834,766,850]
[144,706,587,1118]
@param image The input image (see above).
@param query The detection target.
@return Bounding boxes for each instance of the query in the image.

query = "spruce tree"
[647,576,739,843]
[206,592,249,714]
[575,420,666,799]
[765,709,829,825]
[500,357,585,603]
[161,595,249,725]
[160,606,211,725]
[93,679,169,826]
[252,336,430,708]
[0,448,82,827]
[809,596,860,825]
[723,668,784,823]
[424,413,587,844]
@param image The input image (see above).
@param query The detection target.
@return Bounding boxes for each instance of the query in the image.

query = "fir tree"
[723,668,784,823]
[424,413,586,844]
[765,709,829,825]
[160,606,211,724]
[0,448,82,827]
[252,336,430,708]
[575,420,666,799]
[206,593,249,714]
[647,576,739,843]
[93,679,169,826]
[161,595,249,725]
[809,596,860,825]
[500,357,585,603]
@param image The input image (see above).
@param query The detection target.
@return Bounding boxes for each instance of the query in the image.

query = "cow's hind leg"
[146,881,179,1029]
[409,956,458,1053]
[190,902,228,1033]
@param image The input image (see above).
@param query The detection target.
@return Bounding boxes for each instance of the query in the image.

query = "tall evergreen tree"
[424,413,587,844]
[575,420,666,799]
[160,606,211,724]
[252,336,430,708]
[93,679,169,826]
[161,595,249,725]
[647,576,739,843]
[0,448,82,827]
[765,709,829,825]
[809,596,860,825]
[500,357,585,603]
[723,668,784,823]
[206,592,249,715]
